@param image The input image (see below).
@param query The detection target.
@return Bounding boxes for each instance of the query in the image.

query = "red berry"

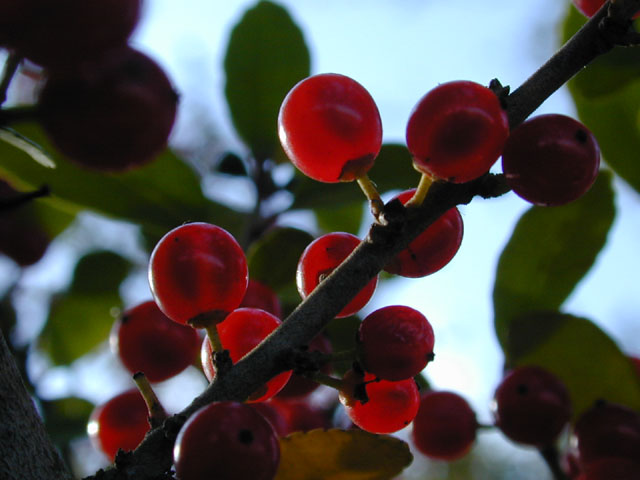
[248,402,290,437]
[580,458,640,480]
[268,398,332,435]
[38,46,178,171]
[276,334,332,399]
[201,308,292,402]
[384,189,463,278]
[357,305,434,381]
[339,370,420,434]
[574,401,640,465]
[87,389,150,461]
[502,114,600,206]
[7,0,142,69]
[174,401,280,480]
[240,279,282,318]
[149,222,248,326]
[493,365,572,446]
[572,0,640,18]
[296,232,377,318]
[406,80,509,183]
[110,300,200,383]
[278,73,382,183]
[411,391,478,461]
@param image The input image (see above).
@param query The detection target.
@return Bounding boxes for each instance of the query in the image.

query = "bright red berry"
[339,370,420,434]
[87,389,150,461]
[502,114,600,206]
[296,232,377,318]
[357,305,434,381]
[201,308,292,402]
[493,365,572,446]
[276,334,332,399]
[574,400,640,465]
[406,80,509,183]
[384,189,463,278]
[148,222,248,327]
[6,0,142,69]
[174,401,280,480]
[110,300,201,383]
[278,73,383,183]
[240,279,282,318]
[411,391,478,461]
[572,0,640,18]
[38,46,178,171]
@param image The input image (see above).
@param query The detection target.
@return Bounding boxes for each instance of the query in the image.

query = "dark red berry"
[87,389,150,461]
[240,279,282,318]
[493,365,572,446]
[579,458,640,480]
[174,401,280,480]
[276,334,332,399]
[574,400,640,465]
[38,46,178,171]
[411,391,478,461]
[268,398,332,435]
[572,0,640,18]
[357,305,434,381]
[502,114,600,206]
[248,402,290,437]
[406,80,509,183]
[7,0,142,69]
[296,232,377,318]
[278,73,382,183]
[110,300,201,383]
[339,370,420,434]
[384,189,463,278]
[201,308,292,402]
[148,222,248,327]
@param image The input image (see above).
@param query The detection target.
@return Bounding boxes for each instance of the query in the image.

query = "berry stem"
[539,445,570,480]
[133,372,168,429]
[0,53,21,107]
[307,371,345,391]
[204,323,224,353]
[326,349,358,364]
[356,174,384,217]
[406,173,434,207]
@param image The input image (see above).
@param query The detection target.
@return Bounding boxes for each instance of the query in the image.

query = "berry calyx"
[278,73,383,183]
[38,46,178,171]
[339,370,420,434]
[110,300,201,383]
[87,389,150,461]
[406,80,509,183]
[357,305,434,381]
[296,232,377,318]
[501,114,600,206]
[201,308,292,402]
[411,391,478,461]
[174,401,280,480]
[148,222,248,327]
[384,189,463,278]
[492,365,572,446]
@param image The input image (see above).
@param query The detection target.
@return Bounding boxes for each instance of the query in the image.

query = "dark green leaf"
[507,312,640,417]
[276,429,412,480]
[493,172,615,348]
[42,397,94,447]
[0,122,245,245]
[563,7,640,193]
[290,144,420,210]
[315,202,365,235]
[224,0,310,160]
[247,227,314,293]
[70,251,131,294]
[324,315,361,376]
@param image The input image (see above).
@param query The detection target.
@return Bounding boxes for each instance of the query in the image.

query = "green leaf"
[224,0,310,160]
[493,172,615,348]
[507,312,640,418]
[563,7,640,193]
[315,202,364,235]
[275,429,412,480]
[324,315,361,376]
[0,127,55,168]
[38,251,131,365]
[290,144,420,210]
[41,397,94,447]
[247,227,314,294]
[0,122,245,245]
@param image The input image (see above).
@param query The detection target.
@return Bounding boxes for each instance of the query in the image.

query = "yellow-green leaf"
[275,429,412,480]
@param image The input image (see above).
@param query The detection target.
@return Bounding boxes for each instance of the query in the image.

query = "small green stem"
[308,371,345,391]
[204,323,224,353]
[133,372,167,429]
[326,349,358,364]
[356,174,384,218]
[406,173,434,207]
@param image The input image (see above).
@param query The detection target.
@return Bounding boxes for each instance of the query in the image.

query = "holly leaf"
[275,429,412,480]
[224,0,310,161]
[507,312,640,418]
[315,202,365,235]
[493,172,615,348]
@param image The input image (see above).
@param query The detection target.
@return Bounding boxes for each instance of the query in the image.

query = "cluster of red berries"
[0,0,178,171]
